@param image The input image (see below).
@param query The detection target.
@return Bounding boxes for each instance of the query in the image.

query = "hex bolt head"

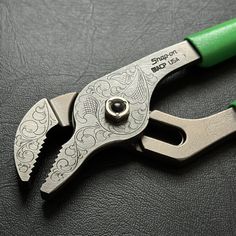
[105,97,130,123]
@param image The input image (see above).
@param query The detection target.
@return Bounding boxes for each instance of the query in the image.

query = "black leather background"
[0,1,236,235]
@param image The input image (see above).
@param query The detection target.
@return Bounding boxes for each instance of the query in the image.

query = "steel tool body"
[14,18,236,198]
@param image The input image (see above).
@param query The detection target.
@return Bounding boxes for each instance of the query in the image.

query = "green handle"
[185,18,236,67]
[229,100,236,108]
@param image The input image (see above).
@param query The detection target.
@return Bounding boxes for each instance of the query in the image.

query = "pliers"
[14,18,236,198]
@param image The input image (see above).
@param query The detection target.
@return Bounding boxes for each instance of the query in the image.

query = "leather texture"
[0,1,236,235]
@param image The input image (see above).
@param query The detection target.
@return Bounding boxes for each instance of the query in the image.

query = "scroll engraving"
[14,99,58,180]
[47,65,158,183]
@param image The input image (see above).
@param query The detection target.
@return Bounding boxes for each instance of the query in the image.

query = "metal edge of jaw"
[14,98,59,182]
[14,92,78,182]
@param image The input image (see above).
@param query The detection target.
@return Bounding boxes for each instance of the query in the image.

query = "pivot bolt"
[105,97,130,123]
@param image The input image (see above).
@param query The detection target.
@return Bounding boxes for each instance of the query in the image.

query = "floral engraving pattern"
[14,99,58,180]
[46,66,158,185]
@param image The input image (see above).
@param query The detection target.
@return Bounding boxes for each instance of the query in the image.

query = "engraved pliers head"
[14,41,200,198]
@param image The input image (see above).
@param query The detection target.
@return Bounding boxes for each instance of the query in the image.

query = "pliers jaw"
[14,93,77,183]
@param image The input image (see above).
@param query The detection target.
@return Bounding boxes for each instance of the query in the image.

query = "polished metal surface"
[140,108,236,160]
[14,99,59,181]
[105,97,130,123]
[40,41,200,195]
[49,92,78,127]
[14,93,78,182]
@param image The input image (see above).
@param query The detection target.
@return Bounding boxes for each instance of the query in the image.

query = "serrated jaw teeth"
[14,98,59,182]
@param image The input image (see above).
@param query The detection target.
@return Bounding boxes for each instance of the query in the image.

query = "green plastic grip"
[229,100,236,108]
[185,18,236,67]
